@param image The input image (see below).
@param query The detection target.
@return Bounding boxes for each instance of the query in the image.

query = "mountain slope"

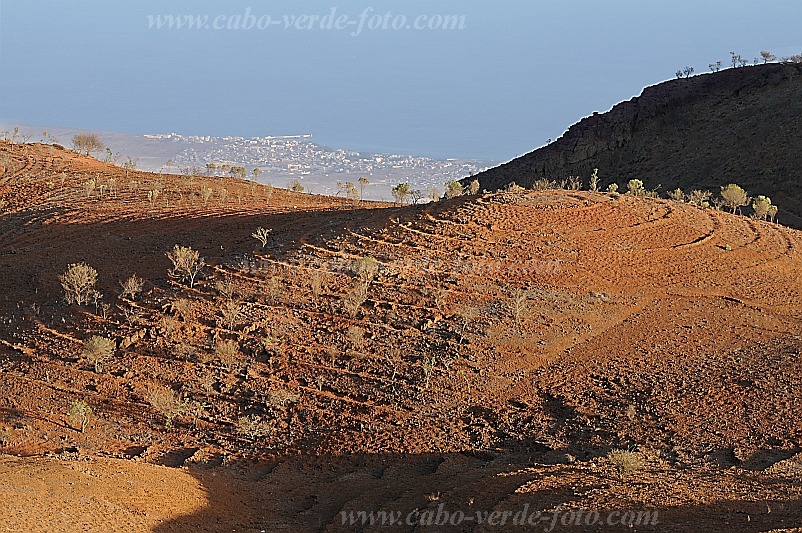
[2,141,802,531]
[472,63,802,227]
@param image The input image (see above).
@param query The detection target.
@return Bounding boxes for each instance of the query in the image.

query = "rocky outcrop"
[472,63,802,227]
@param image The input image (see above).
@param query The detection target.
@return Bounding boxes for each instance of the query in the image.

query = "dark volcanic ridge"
[472,62,802,227]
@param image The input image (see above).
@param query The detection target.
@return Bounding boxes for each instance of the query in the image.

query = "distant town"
[142,132,495,200]
[0,125,496,201]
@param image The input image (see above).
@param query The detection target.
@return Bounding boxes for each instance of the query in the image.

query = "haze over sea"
[1,0,800,161]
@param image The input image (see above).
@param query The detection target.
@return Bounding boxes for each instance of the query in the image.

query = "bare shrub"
[175,342,198,361]
[352,256,379,287]
[687,189,711,206]
[60,262,99,305]
[267,389,299,407]
[199,185,213,206]
[160,315,181,341]
[72,132,104,155]
[309,270,327,297]
[146,385,187,427]
[82,335,115,373]
[341,283,368,318]
[166,245,205,287]
[509,289,528,325]
[346,325,366,353]
[456,304,480,339]
[215,275,237,300]
[236,415,272,439]
[566,175,581,190]
[119,273,145,300]
[251,227,272,249]
[171,297,194,321]
[607,449,645,473]
[214,340,243,370]
[68,400,92,432]
[421,356,437,389]
[219,300,243,330]
[667,188,685,202]
[533,178,557,191]
[588,168,599,192]
[83,178,96,197]
[118,304,143,327]
[263,276,284,305]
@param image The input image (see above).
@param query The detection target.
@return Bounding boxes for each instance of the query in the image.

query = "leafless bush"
[346,325,366,353]
[118,304,143,327]
[267,389,299,407]
[509,289,529,325]
[175,342,198,361]
[60,262,99,305]
[607,449,645,473]
[82,178,96,197]
[456,304,480,339]
[251,227,272,249]
[262,276,284,305]
[341,283,368,318]
[160,315,182,341]
[72,132,104,155]
[236,415,272,439]
[215,274,237,299]
[309,270,328,297]
[532,178,558,191]
[352,256,379,287]
[421,356,437,389]
[219,300,243,330]
[146,384,188,427]
[171,297,194,321]
[667,188,685,202]
[82,335,115,373]
[687,189,712,206]
[214,340,243,370]
[566,176,581,190]
[166,245,205,287]
[199,185,213,206]
[119,273,145,300]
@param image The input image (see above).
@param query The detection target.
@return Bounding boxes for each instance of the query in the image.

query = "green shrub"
[720,183,748,214]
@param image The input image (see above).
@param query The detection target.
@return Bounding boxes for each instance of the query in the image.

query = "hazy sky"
[1,1,800,160]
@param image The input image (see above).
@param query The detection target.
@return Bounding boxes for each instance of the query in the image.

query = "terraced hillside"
[0,142,800,532]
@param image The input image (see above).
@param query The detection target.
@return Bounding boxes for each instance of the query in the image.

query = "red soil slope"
[0,142,800,531]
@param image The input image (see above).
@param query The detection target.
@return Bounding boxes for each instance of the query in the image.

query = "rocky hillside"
[472,63,802,227]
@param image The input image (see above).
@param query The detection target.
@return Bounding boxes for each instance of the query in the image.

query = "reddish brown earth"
[0,141,800,531]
